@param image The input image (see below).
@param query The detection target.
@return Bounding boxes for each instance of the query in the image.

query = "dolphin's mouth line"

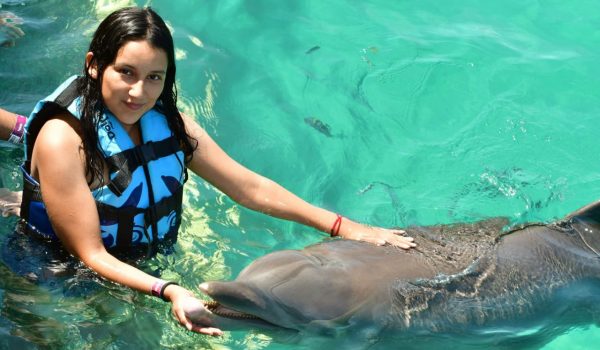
[204,300,261,320]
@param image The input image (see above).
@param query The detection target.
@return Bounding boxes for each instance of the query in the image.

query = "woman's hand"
[338,219,416,249]
[0,11,24,47]
[166,285,223,336]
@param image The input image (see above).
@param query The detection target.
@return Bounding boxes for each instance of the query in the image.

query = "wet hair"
[77,6,196,186]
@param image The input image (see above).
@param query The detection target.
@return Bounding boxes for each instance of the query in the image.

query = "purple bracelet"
[8,114,26,144]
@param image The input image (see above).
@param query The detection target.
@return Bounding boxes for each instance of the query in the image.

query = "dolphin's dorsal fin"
[565,199,600,222]
[561,200,600,258]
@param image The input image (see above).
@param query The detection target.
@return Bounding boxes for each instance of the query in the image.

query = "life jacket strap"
[105,136,182,196]
[25,77,81,162]
[96,184,184,251]
[21,165,44,202]
[19,165,184,249]
[20,162,43,222]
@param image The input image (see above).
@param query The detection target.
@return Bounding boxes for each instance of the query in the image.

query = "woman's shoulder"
[30,111,87,182]
[35,112,83,152]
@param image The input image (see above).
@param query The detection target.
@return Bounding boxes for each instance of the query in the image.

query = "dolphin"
[187,200,600,341]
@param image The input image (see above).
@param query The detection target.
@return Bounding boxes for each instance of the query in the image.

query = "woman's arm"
[32,115,221,335]
[0,107,25,143]
[183,114,415,248]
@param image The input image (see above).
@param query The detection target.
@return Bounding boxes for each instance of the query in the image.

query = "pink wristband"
[8,114,26,144]
[151,279,179,301]
[151,279,166,298]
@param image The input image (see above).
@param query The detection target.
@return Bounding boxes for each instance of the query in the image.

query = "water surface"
[1,0,600,348]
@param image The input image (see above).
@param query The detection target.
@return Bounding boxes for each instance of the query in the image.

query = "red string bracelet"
[330,214,343,237]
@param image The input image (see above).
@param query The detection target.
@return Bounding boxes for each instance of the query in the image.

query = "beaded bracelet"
[330,214,343,237]
[151,279,179,301]
[8,114,26,144]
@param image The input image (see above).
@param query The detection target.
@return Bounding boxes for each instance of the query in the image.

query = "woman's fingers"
[175,295,224,336]
[385,231,416,248]
[345,224,417,249]
[388,235,417,249]
[6,24,25,38]
[172,304,193,330]
[190,325,224,336]
[0,12,25,42]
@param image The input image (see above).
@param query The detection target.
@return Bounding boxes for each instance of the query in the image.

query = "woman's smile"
[124,101,145,111]
[96,40,168,126]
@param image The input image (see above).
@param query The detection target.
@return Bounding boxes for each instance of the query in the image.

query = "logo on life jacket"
[98,113,116,140]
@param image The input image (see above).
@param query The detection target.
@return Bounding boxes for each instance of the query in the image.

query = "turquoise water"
[1,0,600,348]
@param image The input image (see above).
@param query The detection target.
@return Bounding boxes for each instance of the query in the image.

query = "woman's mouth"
[124,101,145,111]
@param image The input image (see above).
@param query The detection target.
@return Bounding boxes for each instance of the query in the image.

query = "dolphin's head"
[183,291,282,331]
[192,244,379,332]
[194,280,288,331]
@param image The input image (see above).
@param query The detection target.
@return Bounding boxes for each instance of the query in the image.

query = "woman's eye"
[120,68,133,76]
[148,74,162,81]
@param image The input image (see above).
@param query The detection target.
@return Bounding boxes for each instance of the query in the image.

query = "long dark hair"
[77,7,196,186]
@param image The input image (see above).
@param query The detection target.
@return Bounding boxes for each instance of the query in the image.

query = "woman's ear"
[85,52,98,79]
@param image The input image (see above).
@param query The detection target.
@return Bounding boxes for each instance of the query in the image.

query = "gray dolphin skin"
[189,200,600,339]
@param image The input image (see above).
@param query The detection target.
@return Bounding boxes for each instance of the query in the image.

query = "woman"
[18,7,415,336]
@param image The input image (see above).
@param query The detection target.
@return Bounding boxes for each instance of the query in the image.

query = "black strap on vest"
[19,165,44,222]
[20,171,184,252]
[104,136,182,196]
[24,77,81,163]
[20,78,81,228]
[95,184,184,252]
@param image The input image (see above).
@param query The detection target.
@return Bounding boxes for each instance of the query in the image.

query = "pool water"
[1,0,600,348]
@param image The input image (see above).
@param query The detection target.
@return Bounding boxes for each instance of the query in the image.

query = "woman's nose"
[129,79,145,98]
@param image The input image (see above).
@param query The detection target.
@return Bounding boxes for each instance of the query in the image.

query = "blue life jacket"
[20,76,187,252]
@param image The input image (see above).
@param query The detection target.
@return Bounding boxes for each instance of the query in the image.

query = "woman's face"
[97,40,168,129]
